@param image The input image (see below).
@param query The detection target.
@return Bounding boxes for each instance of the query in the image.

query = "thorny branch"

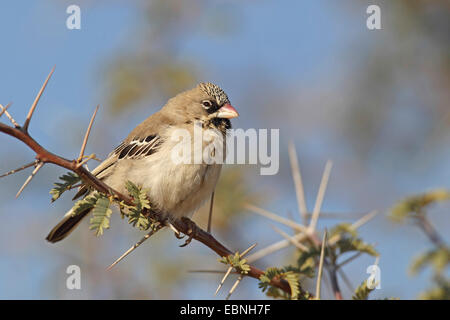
[0,68,296,297]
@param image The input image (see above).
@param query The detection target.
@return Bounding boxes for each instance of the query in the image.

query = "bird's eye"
[202,100,212,108]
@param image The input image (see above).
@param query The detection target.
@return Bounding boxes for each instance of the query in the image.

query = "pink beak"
[217,103,239,119]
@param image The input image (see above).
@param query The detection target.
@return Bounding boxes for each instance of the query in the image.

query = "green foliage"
[390,189,450,223]
[219,252,251,274]
[50,172,81,202]
[329,223,357,238]
[89,195,113,236]
[391,189,450,299]
[334,238,378,257]
[352,280,375,300]
[329,223,379,263]
[258,267,308,300]
[419,277,450,300]
[122,181,153,230]
[410,247,450,276]
[296,249,319,278]
[71,192,99,217]
[68,192,113,236]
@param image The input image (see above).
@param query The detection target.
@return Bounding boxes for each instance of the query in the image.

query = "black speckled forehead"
[198,82,230,106]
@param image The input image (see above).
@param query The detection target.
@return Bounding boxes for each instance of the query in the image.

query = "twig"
[15,161,44,198]
[23,66,55,132]
[324,233,342,300]
[78,105,99,162]
[288,141,308,225]
[106,224,163,270]
[315,230,327,299]
[309,160,333,232]
[336,252,363,269]
[416,214,445,247]
[337,268,354,293]
[0,160,38,178]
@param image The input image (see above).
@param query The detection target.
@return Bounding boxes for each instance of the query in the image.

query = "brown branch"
[415,214,445,248]
[0,69,297,297]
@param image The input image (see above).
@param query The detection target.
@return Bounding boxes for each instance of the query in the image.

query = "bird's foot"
[167,221,185,239]
[179,217,198,247]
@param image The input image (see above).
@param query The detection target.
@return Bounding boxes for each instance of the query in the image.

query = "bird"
[46,82,238,243]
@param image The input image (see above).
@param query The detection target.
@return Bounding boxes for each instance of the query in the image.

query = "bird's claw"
[179,217,197,247]
[167,221,185,239]
[174,232,185,239]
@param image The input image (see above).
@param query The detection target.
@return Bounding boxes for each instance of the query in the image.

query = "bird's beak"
[216,103,239,119]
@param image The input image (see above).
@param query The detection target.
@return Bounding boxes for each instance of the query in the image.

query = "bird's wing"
[72,111,171,200]
[72,135,163,200]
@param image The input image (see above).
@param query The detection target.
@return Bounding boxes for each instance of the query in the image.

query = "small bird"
[46,82,238,243]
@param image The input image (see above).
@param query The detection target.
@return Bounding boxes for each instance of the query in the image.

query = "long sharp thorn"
[207,191,215,233]
[79,105,99,161]
[24,66,55,132]
[215,243,256,296]
[16,162,44,198]
[0,103,12,119]
[0,160,38,178]
[0,103,19,127]
[106,225,162,271]
[215,267,233,296]
[226,275,243,300]
[246,233,304,263]
[288,141,308,225]
[245,203,308,233]
[351,210,378,230]
[309,160,333,232]
[240,243,257,258]
[270,225,309,252]
[315,230,328,300]
[328,210,378,246]
[189,270,239,274]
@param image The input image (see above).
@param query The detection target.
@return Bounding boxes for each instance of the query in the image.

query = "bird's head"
[164,82,239,128]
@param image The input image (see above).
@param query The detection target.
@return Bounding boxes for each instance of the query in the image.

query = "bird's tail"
[46,208,90,243]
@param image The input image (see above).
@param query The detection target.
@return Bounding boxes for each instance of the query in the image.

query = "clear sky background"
[0,1,449,299]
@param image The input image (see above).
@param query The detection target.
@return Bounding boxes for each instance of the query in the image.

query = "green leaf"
[296,250,319,278]
[335,238,379,257]
[284,271,300,300]
[50,172,81,202]
[124,181,152,230]
[219,252,251,274]
[352,280,376,300]
[258,267,306,300]
[390,189,450,223]
[89,195,113,236]
[410,247,450,276]
[71,192,99,217]
[329,223,358,238]
[419,277,450,300]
